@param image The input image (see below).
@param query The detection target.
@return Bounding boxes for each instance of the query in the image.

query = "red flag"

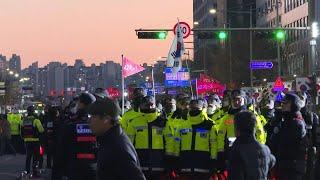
[122,57,145,78]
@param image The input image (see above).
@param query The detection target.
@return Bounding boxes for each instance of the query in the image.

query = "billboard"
[165,68,190,87]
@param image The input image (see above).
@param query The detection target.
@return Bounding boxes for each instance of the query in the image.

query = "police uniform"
[7,113,23,153]
[175,110,216,179]
[126,111,175,179]
[21,115,44,174]
[54,111,97,180]
[120,109,142,132]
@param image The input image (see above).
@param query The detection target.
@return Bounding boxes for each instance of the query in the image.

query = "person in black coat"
[53,93,97,180]
[88,98,146,180]
[272,93,307,180]
[228,111,276,180]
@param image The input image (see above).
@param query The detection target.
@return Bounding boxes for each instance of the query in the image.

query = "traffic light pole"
[275,0,281,77]
[250,8,253,87]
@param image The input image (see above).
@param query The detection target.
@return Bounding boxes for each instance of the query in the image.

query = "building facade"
[256,0,320,77]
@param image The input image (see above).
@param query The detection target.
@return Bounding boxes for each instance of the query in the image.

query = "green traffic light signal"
[275,30,285,40]
[157,32,167,39]
[218,31,227,39]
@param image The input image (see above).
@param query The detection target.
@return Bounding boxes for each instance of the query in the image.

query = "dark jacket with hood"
[228,133,276,180]
[96,125,145,180]
[272,94,307,173]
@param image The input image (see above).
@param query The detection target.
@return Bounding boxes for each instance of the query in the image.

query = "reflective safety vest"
[175,112,216,173]
[120,109,142,132]
[7,113,22,135]
[217,113,266,153]
[22,116,40,141]
[126,112,174,171]
[74,122,97,162]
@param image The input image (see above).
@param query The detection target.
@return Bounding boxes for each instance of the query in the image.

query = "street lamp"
[263,78,267,82]
[9,71,14,75]
[194,21,199,25]
[209,8,217,14]
[14,73,19,78]
[311,22,319,38]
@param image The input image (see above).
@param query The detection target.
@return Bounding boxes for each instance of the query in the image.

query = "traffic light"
[197,31,228,39]
[218,31,227,40]
[275,30,285,40]
[137,31,168,39]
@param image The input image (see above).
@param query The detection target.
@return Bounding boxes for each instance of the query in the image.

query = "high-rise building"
[193,0,255,85]
[256,0,320,77]
[9,54,21,73]
[47,62,64,95]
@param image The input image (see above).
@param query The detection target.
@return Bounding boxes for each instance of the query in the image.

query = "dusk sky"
[0,0,193,68]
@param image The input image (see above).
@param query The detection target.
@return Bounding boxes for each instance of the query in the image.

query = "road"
[0,154,51,180]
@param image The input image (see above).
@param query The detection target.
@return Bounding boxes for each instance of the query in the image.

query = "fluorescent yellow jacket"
[217,111,266,152]
[175,111,216,171]
[126,112,175,156]
[120,109,142,132]
[7,113,22,135]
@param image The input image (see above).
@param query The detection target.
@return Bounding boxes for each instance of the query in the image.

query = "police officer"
[126,96,175,179]
[21,106,44,176]
[217,90,266,170]
[272,93,307,180]
[7,110,22,153]
[53,93,97,180]
[120,88,145,131]
[175,99,216,179]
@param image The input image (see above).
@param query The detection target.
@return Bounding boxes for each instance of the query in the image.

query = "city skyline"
[0,0,192,68]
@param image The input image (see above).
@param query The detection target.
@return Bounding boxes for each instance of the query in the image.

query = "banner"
[122,57,145,78]
[196,74,225,96]
[106,87,121,99]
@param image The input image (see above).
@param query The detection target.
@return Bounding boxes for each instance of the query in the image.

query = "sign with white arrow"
[250,61,274,70]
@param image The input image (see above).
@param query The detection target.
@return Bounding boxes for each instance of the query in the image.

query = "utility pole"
[276,0,281,77]
[250,6,253,87]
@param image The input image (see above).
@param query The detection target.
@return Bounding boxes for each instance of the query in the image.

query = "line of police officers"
[12,87,320,180]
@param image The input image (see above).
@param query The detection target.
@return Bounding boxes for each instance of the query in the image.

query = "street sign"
[250,61,273,70]
[273,77,285,91]
[173,22,191,39]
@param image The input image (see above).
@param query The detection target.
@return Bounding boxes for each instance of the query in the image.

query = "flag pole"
[151,67,156,102]
[184,51,194,99]
[195,78,198,99]
[121,55,125,115]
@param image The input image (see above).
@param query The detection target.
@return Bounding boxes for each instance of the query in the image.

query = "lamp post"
[209,7,254,86]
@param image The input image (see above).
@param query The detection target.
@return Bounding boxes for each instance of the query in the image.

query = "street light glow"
[312,22,319,38]
[9,71,14,75]
[276,30,285,40]
[194,21,199,25]
[14,73,19,78]
[209,8,217,14]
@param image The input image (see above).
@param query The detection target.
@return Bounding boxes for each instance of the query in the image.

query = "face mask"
[70,103,78,114]
[207,106,217,115]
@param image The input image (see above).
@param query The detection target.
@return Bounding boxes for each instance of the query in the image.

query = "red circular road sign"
[173,22,191,39]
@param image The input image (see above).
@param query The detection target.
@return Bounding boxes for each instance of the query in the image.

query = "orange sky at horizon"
[0,0,193,68]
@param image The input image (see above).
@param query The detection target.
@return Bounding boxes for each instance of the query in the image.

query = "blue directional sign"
[250,61,273,70]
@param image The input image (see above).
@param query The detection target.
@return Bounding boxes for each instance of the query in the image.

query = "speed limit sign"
[173,22,191,39]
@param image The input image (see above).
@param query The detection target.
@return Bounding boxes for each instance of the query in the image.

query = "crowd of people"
[0,87,320,180]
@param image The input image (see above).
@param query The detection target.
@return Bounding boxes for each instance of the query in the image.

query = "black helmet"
[27,106,35,114]
[94,88,109,100]
[79,93,96,106]
[133,88,146,98]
